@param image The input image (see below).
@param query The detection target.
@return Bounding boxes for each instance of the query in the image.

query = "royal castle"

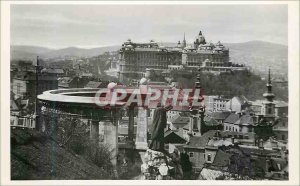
[117,30,246,82]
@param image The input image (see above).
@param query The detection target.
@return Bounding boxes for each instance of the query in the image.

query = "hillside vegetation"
[172,70,288,101]
[11,129,113,180]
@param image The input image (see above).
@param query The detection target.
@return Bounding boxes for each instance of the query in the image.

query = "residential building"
[223,113,240,132]
[204,95,229,112]
[273,117,288,141]
[12,70,58,102]
[225,95,251,113]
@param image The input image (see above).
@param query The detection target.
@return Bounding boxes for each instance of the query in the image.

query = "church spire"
[182,32,187,48]
[268,68,272,85]
[263,68,275,102]
[199,30,202,35]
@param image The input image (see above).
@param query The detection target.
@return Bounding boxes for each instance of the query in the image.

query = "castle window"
[189,152,194,158]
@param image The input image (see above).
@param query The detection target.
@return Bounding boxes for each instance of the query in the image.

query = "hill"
[225,41,288,78]
[11,45,120,60]
[10,45,54,61]
[11,129,112,180]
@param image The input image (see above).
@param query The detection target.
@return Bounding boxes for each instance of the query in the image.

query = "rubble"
[140,149,183,180]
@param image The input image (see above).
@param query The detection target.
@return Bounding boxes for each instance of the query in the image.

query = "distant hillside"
[40,46,121,58]
[11,45,120,60]
[225,41,288,78]
[10,45,54,61]
[11,40,287,77]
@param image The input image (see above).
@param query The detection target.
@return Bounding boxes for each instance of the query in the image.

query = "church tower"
[188,67,205,138]
[182,32,187,48]
[262,68,275,121]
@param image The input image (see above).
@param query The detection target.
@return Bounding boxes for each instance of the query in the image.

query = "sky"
[11,4,287,49]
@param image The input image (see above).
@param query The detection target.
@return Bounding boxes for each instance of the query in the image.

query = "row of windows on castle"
[121,54,227,63]
[120,52,181,61]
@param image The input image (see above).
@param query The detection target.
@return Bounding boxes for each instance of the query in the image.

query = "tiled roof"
[224,113,239,124]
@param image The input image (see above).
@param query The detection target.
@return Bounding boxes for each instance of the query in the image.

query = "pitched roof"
[170,114,190,129]
[234,114,254,126]
[182,123,190,130]
[211,111,231,120]
[10,99,20,111]
[234,95,249,105]
[185,130,218,148]
[238,145,276,156]
[204,116,220,126]
[211,150,232,168]
[164,130,187,144]
[84,81,103,88]
[274,100,288,108]
[224,113,239,124]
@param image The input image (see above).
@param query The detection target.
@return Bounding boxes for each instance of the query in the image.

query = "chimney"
[259,139,264,149]
[188,117,193,135]
[238,112,242,117]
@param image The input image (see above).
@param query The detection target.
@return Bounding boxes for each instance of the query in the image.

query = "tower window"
[207,154,212,162]
[189,152,194,158]
[268,108,272,114]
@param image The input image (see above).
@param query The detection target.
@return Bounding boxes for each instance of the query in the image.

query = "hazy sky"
[11,4,287,49]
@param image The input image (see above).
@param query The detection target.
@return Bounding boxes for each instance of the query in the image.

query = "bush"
[40,112,114,178]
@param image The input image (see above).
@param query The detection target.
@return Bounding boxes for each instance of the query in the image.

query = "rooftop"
[223,113,240,124]
[185,130,219,149]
